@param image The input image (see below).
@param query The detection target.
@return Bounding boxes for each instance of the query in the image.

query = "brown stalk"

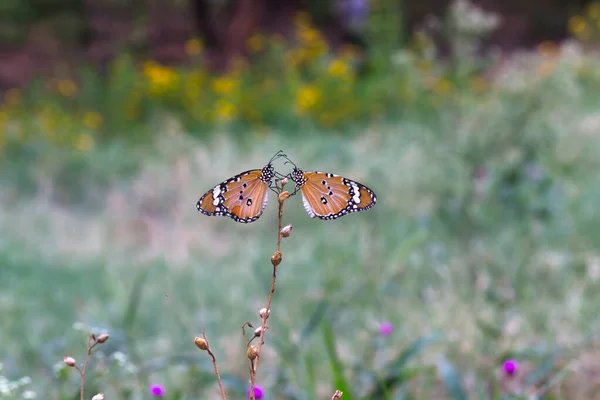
[248,183,289,400]
[70,333,109,400]
[202,333,227,400]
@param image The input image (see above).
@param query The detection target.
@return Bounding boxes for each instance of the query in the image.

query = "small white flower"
[0,384,11,395]
[124,364,139,374]
[52,362,66,376]
[111,351,127,367]
[19,376,32,385]
[22,390,37,399]
[72,322,87,331]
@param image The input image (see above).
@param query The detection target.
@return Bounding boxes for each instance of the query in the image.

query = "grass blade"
[370,333,440,398]
[322,318,354,398]
[437,357,467,400]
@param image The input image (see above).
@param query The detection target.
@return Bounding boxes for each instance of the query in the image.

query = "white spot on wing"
[351,183,361,204]
[212,198,220,206]
[212,186,221,199]
[302,192,316,218]
[261,191,269,212]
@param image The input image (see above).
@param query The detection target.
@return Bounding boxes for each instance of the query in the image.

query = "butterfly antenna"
[282,157,297,169]
[269,150,287,164]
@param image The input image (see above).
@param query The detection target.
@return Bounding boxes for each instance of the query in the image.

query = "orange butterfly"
[288,163,377,220]
[196,151,286,223]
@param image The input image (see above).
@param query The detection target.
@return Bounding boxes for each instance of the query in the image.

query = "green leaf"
[525,353,558,386]
[437,357,467,400]
[369,334,440,398]
[322,318,354,399]
[299,299,329,345]
[475,317,503,339]
[122,266,151,332]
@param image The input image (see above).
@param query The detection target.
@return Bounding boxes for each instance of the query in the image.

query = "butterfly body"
[291,167,377,220]
[196,163,275,223]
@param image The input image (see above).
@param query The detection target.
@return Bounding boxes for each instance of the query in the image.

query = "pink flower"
[149,384,165,397]
[378,322,394,336]
[503,359,519,376]
[246,384,264,399]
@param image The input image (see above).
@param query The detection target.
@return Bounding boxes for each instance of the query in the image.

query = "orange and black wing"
[196,164,275,223]
[291,168,376,220]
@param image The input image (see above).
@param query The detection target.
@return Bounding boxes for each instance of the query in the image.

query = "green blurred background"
[2,0,600,399]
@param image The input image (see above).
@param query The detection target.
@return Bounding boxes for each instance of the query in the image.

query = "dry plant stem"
[249,191,287,400]
[203,332,227,400]
[242,322,255,379]
[75,335,99,400]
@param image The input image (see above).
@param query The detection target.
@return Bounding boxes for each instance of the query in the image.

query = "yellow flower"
[83,111,103,129]
[4,88,22,106]
[185,38,203,56]
[212,77,236,95]
[568,16,588,36]
[432,78,452,96]
[296,85,320,113]
[328,59,349,77]
[416,59,432,73]
[587,2,600,19]
[58,80,77,97]
[246,33,264,53]
[215,99,236,121]
[143,61,179,95]
[299,27,320,44]
[76,133,94,151]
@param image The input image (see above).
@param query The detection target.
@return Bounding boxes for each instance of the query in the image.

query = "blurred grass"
[2,63,600,396]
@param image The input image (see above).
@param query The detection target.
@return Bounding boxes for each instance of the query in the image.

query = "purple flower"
[378,322,394,336]
[149,384,165,397]
[246,384,264,399]
[503,359,519,376]
[475,166,489,181]
[525,163,543,181]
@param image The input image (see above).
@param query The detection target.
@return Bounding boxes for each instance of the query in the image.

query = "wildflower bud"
[90,333,96,341]
[97,334,109,344]
[278,191,290,203]
[280,177,289,187]
[247,345,258,360]
[254,326,265,337]
[259,308,270,319]
[280,224,293,238]
[91,394,105,400]
[194,337,208,351]
[63,356,76,367]
[271,251,282,267]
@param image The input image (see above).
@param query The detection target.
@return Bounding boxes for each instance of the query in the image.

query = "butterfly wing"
[196,169,270,223]
[294,169,376,220]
